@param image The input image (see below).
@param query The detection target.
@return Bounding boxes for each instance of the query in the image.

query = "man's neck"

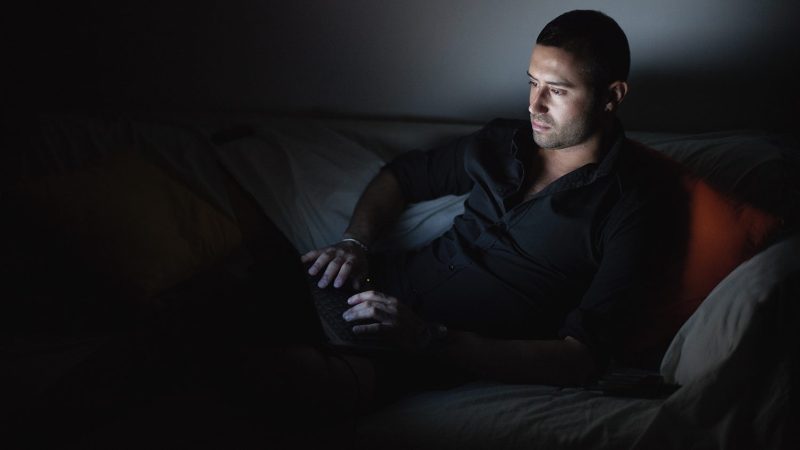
[538,123,612,179]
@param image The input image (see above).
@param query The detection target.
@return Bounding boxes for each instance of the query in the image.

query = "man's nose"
[529,90,548,114]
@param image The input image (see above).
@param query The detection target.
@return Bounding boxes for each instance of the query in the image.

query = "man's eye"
[528,80,537,87]
[551,88,564,96]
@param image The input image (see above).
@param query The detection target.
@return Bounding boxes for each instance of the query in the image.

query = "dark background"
[4,0,800,133]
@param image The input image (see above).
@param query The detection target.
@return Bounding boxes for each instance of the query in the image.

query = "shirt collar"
[510,118,627,196]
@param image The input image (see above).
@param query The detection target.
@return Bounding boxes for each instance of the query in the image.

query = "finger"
[307,249,336,276]
[300,249,321,264]
[347,290,397,306]
[318,251,348,288]
[342,301,395,323]
[333,257,356,289]
[346,291,373,305]
[346,300,398,321]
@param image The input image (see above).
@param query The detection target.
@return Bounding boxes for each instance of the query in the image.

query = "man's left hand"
[343,290,441,353]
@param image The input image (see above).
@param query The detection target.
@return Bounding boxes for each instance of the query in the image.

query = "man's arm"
[344,291,598,386]
[303,169,407,288]
[440,331,597,386]
[304,131,473,288]
[344,130,475,246]
[342,168,407,247]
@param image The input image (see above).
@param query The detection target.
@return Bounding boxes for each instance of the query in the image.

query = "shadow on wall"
[7,47,797,136]
[4,2,799,136]
[622,67,799,133]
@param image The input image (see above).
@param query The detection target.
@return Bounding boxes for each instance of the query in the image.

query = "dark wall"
[5,0,800,133]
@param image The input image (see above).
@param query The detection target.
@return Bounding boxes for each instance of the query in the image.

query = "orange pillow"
[618,147,784,366]
[3,149,243,303]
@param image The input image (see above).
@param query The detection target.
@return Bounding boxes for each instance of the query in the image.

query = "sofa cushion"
[632,130,800,226]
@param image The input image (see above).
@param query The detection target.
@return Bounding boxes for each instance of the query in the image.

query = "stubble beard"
[532,98,603,150]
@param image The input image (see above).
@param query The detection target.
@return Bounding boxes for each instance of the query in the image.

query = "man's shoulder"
[620,138,687,182]
[610,138,696,216]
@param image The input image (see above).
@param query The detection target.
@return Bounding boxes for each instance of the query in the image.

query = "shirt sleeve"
[383,132,476,203]
[558,192,652,363]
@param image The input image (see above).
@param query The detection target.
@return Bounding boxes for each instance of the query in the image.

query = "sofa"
[1,112,798,449]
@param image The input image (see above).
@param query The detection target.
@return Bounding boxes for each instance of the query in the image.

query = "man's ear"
[604,81,629,112]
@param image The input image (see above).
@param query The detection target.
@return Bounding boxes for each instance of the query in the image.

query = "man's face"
[527,44,602,150]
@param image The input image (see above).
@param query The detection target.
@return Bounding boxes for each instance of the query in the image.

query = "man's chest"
[460,179,613,270]
[506,172,563,208]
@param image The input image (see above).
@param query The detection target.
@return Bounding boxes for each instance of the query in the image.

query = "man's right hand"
[302,169,405,291]
[301,239,369,290]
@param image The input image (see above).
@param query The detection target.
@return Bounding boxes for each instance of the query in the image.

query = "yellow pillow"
[5,150,242,302]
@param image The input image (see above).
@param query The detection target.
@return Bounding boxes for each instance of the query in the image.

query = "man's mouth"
[531,117,552,132]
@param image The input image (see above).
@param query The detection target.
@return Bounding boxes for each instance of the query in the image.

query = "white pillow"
[660,232,800,385]
[630,130,800,223]
[214,118,467,254]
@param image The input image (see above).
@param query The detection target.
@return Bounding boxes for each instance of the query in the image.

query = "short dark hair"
[536,10,630,89]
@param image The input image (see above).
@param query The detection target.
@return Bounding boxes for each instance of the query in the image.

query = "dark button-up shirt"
[381,118,654,359]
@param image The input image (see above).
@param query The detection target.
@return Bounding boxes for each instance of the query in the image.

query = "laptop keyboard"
[309,282,360,342]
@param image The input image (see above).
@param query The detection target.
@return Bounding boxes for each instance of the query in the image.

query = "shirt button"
[448,264,455,271]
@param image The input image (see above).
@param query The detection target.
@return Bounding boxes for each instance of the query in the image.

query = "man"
[302,9,648,390]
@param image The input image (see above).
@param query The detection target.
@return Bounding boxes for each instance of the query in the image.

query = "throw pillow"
[616,145,784,368]
[2,149,242,303]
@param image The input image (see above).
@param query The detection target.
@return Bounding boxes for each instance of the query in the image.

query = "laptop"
[226,244,398,355]
[221,165,397,355]
[304,272,398,355]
